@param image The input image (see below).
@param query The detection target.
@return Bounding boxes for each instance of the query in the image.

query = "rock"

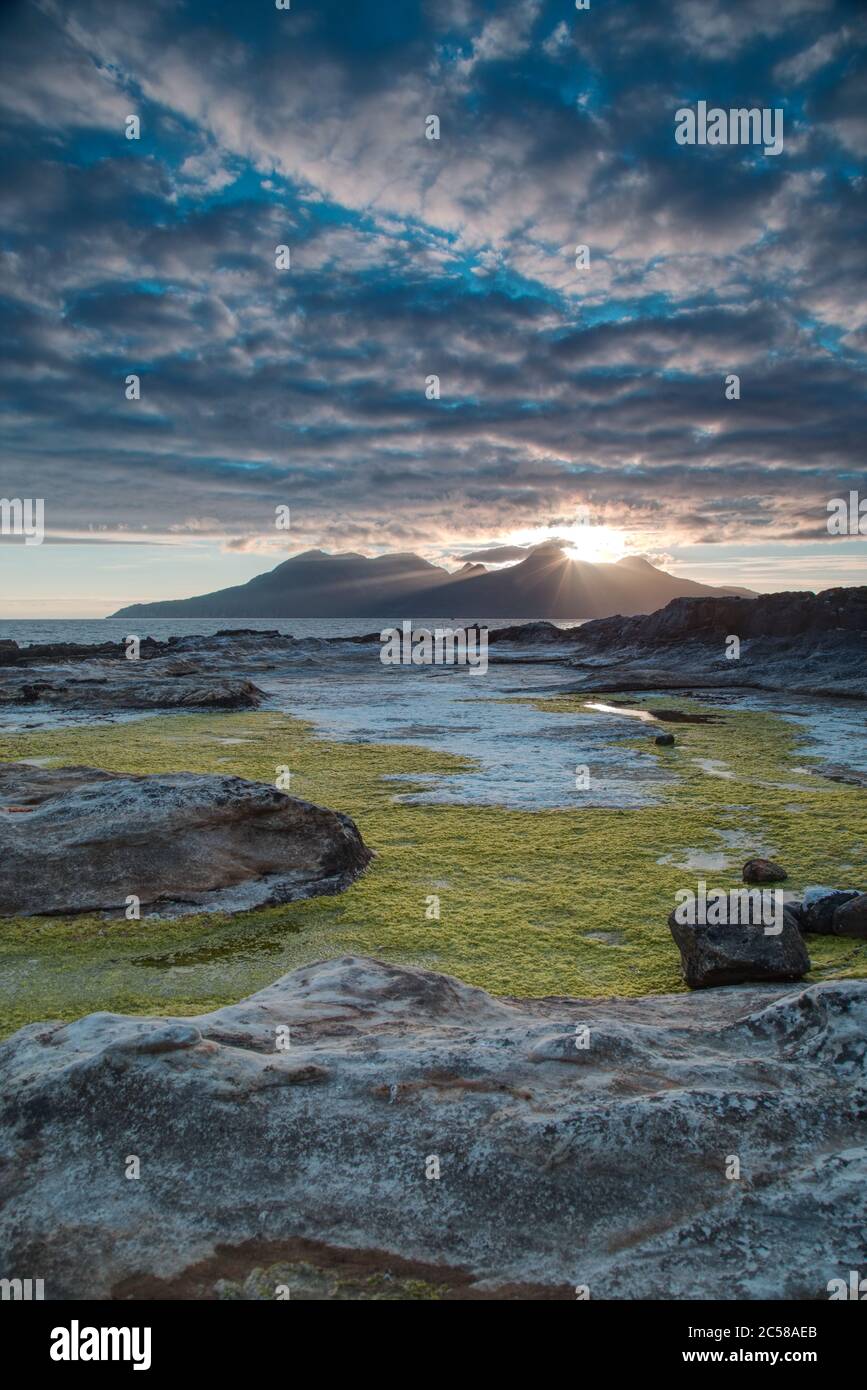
[0,667,265,711]
[800,886,863,935]
[0,764,371,917]
[831,894,867,940]
[565,587,867,699]
[0,630,293,667]
[668,904,810,988]
[1,956,865,1300]
[487,621,567,644]
[742,857,788,884]
[655,732,675,746]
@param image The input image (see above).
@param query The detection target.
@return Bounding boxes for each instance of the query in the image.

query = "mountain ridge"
[110,544,757,620]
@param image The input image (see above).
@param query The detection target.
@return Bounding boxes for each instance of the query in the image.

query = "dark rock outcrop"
[576,586,867,645]
[487,621,566,644]
[668,904,810,988]
[0,764,371,917]
[563,586,867,699]
[1,957,864,1300]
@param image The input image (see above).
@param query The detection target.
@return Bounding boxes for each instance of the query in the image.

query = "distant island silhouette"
[111,542,755,620]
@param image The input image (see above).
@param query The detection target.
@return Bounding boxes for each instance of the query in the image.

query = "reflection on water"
[584,701,657,723]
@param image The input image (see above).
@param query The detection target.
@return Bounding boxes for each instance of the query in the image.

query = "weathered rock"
[655,732,675,746]
[0,957,864,1300]
[831,893,867,940]
[800,886,863,935]
[0,666,265,710]
[0,764,371,917]
[743,857,788,884]
[487,621,565,644]
[668,904,809,988]
[563,587,867,699]
[0,630,293,667]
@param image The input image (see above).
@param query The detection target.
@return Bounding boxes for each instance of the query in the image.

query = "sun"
[509,523,627,565]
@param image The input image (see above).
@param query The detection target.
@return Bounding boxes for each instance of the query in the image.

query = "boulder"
[831,893,867,940]
[655,732,676,746]
[0,763,371,917]
[800,886,863,935]
[742,857,788,884]
[1,957,864,1300]
[668,904,810,988]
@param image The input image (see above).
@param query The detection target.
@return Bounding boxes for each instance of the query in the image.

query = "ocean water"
[0,617,586,647]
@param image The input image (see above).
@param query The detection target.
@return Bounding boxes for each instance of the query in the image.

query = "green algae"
[0,694,864,1038]
[215,1263,447,1301]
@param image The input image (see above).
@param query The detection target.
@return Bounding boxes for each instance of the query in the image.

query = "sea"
[0,617,587,647]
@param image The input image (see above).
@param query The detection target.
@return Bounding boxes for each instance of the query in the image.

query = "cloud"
[0,0,863,583]
[457,545,534,564]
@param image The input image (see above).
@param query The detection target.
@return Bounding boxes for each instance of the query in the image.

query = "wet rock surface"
[0,763,371,917]
[1,956,864,1300]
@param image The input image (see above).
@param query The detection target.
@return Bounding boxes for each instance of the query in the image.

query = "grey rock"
[0,664,264,711]
[831,894,867,940]
[0,957,864,1300]
[0,763,371,917]
[801,886,863,935]
[668,903,810,988]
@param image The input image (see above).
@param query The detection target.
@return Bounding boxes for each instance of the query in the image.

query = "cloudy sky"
[0,0,865,616]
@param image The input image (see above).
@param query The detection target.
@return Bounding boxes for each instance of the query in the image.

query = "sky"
[0,0,865,617]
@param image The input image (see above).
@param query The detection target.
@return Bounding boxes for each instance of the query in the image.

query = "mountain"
[110,544,755,620]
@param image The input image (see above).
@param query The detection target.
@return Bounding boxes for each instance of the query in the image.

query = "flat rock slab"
[0,763,371,916]
[1,957,864,1299]
[0,663,264,711]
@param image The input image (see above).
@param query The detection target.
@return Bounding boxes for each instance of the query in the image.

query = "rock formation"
[562,587,867,700]
[0,764,371,916]
[1,957,864,1300]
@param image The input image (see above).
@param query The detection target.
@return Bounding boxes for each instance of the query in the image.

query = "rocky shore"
[487,587,867,698]
[560,586,867,699]
[1,588,863,715]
